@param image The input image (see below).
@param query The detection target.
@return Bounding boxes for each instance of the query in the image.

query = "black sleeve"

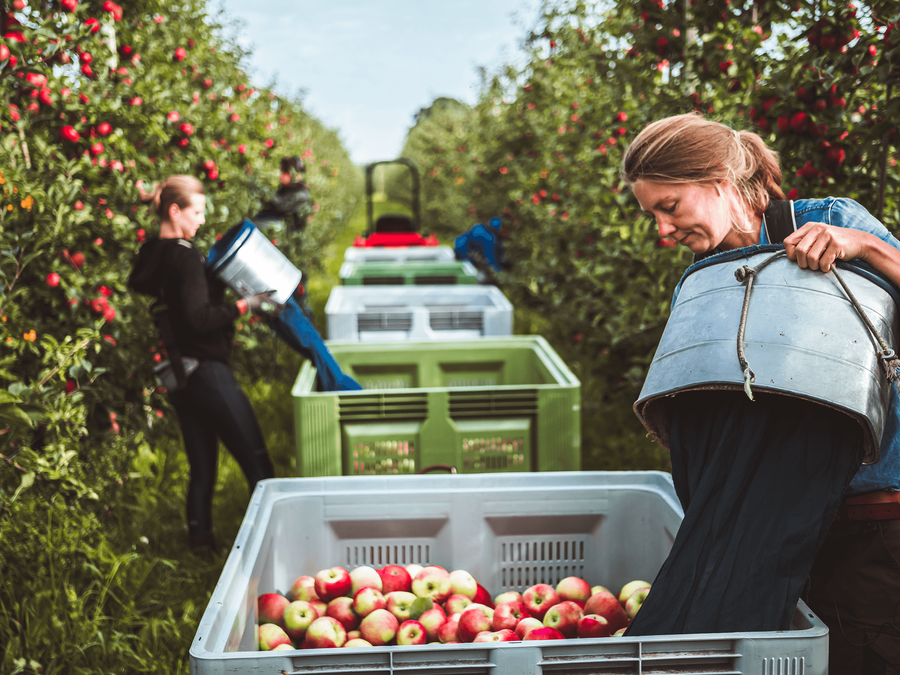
[171,245,241,333]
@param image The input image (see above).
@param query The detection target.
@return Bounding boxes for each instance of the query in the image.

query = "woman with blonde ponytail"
[129,175,276,553]
[622,114,900,670]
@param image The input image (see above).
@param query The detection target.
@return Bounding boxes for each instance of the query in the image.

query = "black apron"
[626,201,864,635]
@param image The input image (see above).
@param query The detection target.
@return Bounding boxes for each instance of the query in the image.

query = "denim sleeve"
[799,198,900,252]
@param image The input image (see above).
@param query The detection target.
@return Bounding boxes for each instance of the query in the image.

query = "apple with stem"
[542,600,583,638]
[379,565,412,594]
[412,566,451,603]
[359,608,399,646]
[396,620,427,645]
[305,616,347,649]
[315,567,352,602]
[385,591,417,622]
[258,623,291,650]
[522,584,559,620]
[283,600,318,641]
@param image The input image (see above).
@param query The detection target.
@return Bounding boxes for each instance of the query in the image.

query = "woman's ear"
[168,202,181,221]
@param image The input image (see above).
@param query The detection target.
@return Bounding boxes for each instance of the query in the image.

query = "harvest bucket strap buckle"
[836,490,900,521]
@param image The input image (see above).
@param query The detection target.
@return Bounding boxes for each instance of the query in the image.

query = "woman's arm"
[783,200,900,289]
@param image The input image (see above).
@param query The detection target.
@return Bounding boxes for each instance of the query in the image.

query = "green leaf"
[12,472,35,501]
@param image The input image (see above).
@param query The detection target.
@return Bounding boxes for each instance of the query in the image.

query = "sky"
[215,0,537,165]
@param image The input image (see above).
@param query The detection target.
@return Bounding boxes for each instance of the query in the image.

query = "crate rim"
[291,335,580,399]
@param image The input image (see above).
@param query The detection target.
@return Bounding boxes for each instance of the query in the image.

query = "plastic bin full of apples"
[257,563,651,650]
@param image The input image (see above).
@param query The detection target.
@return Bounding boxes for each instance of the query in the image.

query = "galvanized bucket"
[634,246,900,466]
[206,219,302,305]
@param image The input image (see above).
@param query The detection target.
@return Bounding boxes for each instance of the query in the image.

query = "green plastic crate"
[338,259,482,286]
[292,336,581,476]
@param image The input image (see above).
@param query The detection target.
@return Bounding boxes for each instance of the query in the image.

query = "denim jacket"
[758,198,900,494]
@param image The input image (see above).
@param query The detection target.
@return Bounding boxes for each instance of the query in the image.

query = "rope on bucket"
[734,251,900,401]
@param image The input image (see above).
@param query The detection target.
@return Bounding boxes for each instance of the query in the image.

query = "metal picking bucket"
[206,219,302,305]
[634,246,900,466]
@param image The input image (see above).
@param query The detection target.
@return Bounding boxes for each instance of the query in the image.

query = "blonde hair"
[138,175,204,221]
[621,113,784,231]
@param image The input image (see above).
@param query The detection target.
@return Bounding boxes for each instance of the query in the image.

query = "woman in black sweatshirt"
[129,175,275,551]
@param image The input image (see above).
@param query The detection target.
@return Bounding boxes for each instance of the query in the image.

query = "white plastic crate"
[325,285,514,342]
[344,245,457,263]
[190,472,828,674]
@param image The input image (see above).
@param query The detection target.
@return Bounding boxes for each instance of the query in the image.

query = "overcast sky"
[215,0,537,165]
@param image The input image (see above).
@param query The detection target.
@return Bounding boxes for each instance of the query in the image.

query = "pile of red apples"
[256,563,651,651]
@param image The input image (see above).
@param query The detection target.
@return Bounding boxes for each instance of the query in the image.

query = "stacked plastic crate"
[297,159,580,477]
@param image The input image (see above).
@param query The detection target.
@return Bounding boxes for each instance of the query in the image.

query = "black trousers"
[168,360,275,536]
[805,519,900,674]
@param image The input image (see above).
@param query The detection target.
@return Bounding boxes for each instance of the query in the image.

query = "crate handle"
[417,464,457,474]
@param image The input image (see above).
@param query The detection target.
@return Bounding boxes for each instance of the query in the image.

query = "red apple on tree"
[359,608,399,646]
[305,616,347,649]
[396,620,427,645]
[314,567,352,602]
[46,273,60,288]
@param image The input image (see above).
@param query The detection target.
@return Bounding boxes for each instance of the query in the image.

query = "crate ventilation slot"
[357,312,413,332]
[539,651,742,675]
[339,393,428,421]
[414,275,458,285]
[496,536,588,591]
[449,390,539,417]
[361,276,405,285]
[429,310,484,332]
[343,542,431,568]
